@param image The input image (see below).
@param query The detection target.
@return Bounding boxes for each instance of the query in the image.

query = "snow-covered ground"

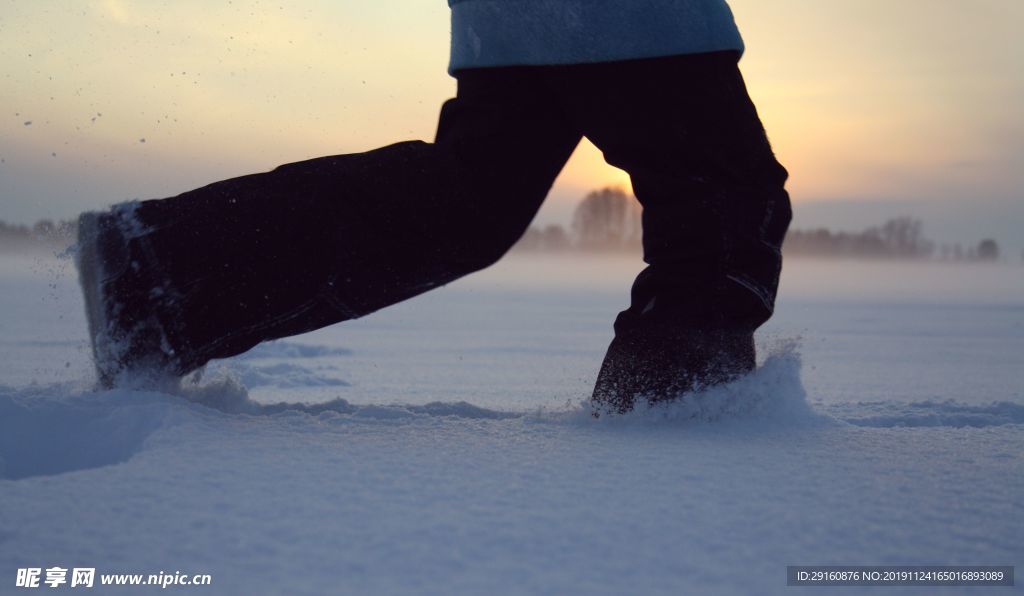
[1,253,1021,595]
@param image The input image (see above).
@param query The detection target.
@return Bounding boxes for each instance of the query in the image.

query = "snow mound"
[195,340,354,389]
[222,361,350,389]
[0,340,822,481]
[177,370,516,419]
[0,386,185,480]
[831,400,1024,428]
[233,340,353,360]
[0,375,520,480]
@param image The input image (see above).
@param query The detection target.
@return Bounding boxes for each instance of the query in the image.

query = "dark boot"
[591,324,755,415]
[76,205,185,388]
[590,284,759,415]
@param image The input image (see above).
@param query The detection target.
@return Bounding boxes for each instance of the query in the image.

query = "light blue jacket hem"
[448,0,744,74]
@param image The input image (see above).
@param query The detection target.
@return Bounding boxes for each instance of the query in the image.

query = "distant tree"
[0,220,31,238]
[511,224,571,252]
[0,218,77,253]
[540,224,569,251]
[33,219,56,238]
[878,217,933,258]
[976,239,999,261]
[514,227,542,251]
[784,217,936,259]
[571,187,640,250]
[0,219,33,251]
[855,226,886,257]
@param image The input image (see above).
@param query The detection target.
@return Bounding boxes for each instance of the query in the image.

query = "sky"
[1,0,1022,252]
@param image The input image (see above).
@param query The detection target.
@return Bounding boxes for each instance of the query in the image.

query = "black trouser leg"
[552,52,791,329]
[545,52,792,411]
[129,68,580,372]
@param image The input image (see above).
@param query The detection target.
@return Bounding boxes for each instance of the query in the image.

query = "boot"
[76,205,184,388]
[591,316,755,415]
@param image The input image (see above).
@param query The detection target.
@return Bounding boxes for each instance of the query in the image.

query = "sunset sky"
[1,0,1022,251]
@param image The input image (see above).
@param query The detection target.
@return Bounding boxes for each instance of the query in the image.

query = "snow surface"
[0,254,1022,595]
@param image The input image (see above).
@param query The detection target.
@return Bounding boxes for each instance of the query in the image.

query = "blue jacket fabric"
[448,0,744,73]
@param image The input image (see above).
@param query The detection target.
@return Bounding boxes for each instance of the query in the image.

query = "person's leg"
[545,52,791,413]
[79,67,581,386]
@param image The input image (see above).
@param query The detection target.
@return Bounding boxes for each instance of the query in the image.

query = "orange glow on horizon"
[0,0,1021,223]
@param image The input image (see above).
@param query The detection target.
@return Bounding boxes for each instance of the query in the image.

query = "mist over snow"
[0,253,1021,595]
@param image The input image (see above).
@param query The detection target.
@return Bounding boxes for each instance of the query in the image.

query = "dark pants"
[130,51,790,376]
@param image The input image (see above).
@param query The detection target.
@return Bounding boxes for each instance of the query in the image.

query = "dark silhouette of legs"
[81,68,580,382]
[79,52,790,408]
[546,53,791,412]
